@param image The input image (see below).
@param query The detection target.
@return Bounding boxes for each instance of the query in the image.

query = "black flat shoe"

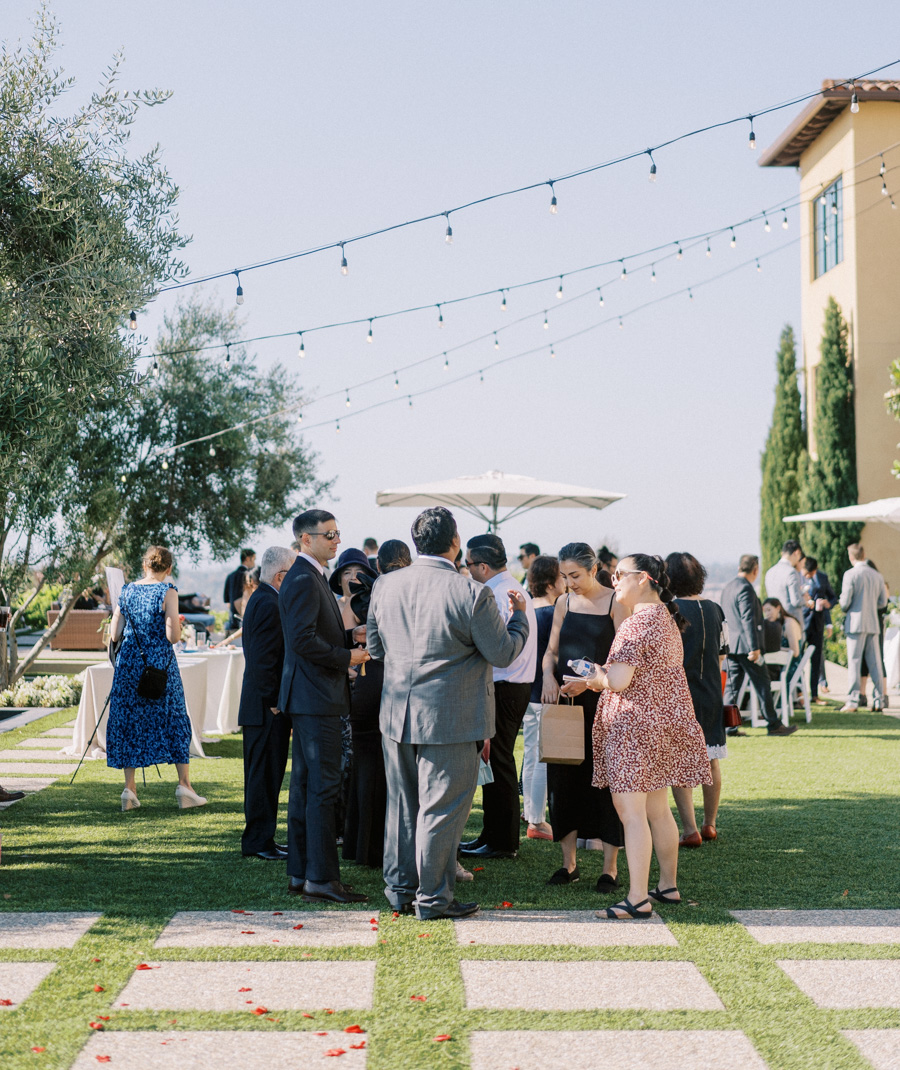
[244,849,286,861]
[458,843,517,859]
[301,880,368,904]
[423,900,480,920]
[547,866,580,885]
[595,872,620,891]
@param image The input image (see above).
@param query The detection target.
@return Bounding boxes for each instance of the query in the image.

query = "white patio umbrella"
[783,497,900,532]
[376,470,626,531]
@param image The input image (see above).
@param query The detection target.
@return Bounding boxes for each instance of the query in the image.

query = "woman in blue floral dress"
[107,546,207,811]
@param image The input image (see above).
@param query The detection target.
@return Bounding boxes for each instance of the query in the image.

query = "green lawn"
[0,704,898,1069]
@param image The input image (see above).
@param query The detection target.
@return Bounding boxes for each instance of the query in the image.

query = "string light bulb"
[650,265,657,283]
[756,258,762,273]
[340,243,349,275]
[161,458,169,470]
[345,391,351,408]
[225,344,231,366]
[548,181,558,214]
[550,346,556,359]
[831,194,838,215]
[882,178,889,197]
[543,313,549,330]
[437,304,444,327]
[676,244,683,260]
[443,353,449,370]
[597,289,604,306]
[234,270,244,305]
[556,277,564,299]
[297,333,305,358]
[336,420,341,433]
[493,332,500,350]
[367,319,374,343]
[729,228,737,248]
[618,317,624,329]
[850,89,859,113]
[479,370,484,383]
[128,310,137,331]
[620,260,627,280]
[782,210,789,229]
[880,156,886,177]
[748,116,756,150]
[152,359,159,378]
[408,395,413,407]
[500,290,508,311]
[297,412,303,423]
[444,212,453,244]
[706,239,712,258]
[393,373,399,389]
[688,287,694,300]
[209,445,216,457]
[647,150,657,182]
[763,212,771,232]
[120,474,127,484]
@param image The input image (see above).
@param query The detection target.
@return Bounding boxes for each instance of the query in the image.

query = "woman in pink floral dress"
[582,554,711,920]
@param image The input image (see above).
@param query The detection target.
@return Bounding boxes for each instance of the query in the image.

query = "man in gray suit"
[366,507,529,920]
[839,543,888,712]
[721,554,797,736]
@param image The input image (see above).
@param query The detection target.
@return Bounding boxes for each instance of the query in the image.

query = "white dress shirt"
[298,551,325,575]
[484,571,537,684]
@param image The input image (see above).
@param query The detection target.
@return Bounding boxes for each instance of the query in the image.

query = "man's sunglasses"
[308,530,341,541]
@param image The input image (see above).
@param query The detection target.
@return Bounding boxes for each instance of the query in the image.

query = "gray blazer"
[839,562,888,635]
[366,556,529,745]
[720,574,764,656]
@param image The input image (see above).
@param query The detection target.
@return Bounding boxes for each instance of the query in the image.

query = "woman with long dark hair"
[586,554,710,920]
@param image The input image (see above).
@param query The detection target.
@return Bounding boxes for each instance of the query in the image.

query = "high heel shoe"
[121,789,140,812]
[175,785,207,809]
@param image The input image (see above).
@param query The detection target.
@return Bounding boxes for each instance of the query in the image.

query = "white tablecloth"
[65,648,244,762]
[884,614,900,692]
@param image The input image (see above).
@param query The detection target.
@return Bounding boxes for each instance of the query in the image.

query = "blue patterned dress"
[106,582,192,769]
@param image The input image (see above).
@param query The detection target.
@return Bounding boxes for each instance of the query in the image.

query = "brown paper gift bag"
[538,698,584,764]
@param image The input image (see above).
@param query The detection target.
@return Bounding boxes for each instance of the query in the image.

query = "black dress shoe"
[244,849,286,861]
[0,788,26,803]
[301,880,368,904]
[423,899,480,920]
[274,843,287,853]
[458,843,517,860]
[287,877,306,894]
[767,724,798,736]
[396,903,415,916]
[459,837,484,850]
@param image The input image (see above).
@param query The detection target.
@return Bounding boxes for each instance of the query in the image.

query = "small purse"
[122,602,173,701]
[723,704,742,729]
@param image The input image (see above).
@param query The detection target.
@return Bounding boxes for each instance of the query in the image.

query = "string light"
[437,304,444,327]
[556,277,564,299]
[444,212,453,244]
[763,212,771,232]
[782,210,789,229]
[880,156,886,176]
[367,319,374,343]
[647,149,657,182]
[408,395,413,407]
[234,271,244,305]
[500,290,508,312]
[443,353,449,370]
[620,260,627,280]
[882,177,890,196]
[340,243,349,275]
[225,344,231,366]
[128,310,137,331]
[209,445,216,457]
[152,359,159,378]
[493,332,500,349]
[479,370,484,383]
[120,474,127,483]
[543,312,549,330]
[688,287,694,300]
[850,88,860,113]
[730,227,737,248]
[161,458,169,470]
[297,333,305,358]
[676,244,683,260]
[345,391,351,408]
[336,420,341,433]
[548,181,558,214]
[550,346,556,359]
[831,193,838,215]
[393,373,399,389]
[597,289,604,306]
[297,412,303,423]
[748,115,756,150]
[650,265,657,282]
[706,239,712,257]
[756,258,762,273]
[618,317,624,329]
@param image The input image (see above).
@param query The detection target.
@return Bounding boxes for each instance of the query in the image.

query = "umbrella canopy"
[376,470,626,530]
[783,497,900,532]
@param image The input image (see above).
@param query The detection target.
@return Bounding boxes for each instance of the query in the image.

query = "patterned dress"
[106,582,192,769]
[592,604,711,794]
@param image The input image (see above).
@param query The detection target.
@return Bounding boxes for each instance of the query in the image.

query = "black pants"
[478,680,532,852]
[241,713,292,854]
[287,714,342,883]
[805,621,825,700]
[724,654,780,728]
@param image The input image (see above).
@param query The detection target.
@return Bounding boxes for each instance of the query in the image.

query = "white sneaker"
[175,785,207,809]
[455,861,474,882]
[584,838,604,851]
[121,789,140,812]
[839,704,858,712]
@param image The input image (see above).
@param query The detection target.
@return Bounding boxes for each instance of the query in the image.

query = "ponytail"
[626,552,688,632]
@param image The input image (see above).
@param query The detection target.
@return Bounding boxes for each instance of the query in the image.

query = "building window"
[813,175,843,278]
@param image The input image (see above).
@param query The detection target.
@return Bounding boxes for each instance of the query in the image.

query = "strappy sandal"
[595,897,652,920]
[649,886,681,905]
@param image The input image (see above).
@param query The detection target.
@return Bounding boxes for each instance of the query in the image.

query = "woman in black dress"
[542,543,626,890]
[342,540,412,867]
[666,552,727,846]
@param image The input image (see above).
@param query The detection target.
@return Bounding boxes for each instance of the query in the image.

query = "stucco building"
[760,79,900,588]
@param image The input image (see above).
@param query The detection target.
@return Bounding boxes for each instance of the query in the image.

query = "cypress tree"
[760,325,805,576]
[800,297,863,584]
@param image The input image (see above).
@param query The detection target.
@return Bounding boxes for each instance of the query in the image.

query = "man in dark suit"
[239,545,296,861]
[801,556,836,703]
[721,554,797,737]
[279,510,370,904]
[224,548,255,635]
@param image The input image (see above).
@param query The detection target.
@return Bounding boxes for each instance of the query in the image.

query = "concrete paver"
[733,910,900,945]
[155,910,379,948]
[0,963,56,1008]
[0,913,102,949]
[842,1029,900,1070]
[778,960,900,1008]
[456,909,677,946]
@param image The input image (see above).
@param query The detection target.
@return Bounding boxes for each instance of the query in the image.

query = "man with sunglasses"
[279,510,371,904]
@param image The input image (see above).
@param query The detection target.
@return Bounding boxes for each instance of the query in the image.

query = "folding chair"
[785,645,815,723]
[736,671,769,729]
[761,650,792,726]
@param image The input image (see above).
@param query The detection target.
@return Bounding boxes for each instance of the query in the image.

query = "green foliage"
[825,605,848,668]
[0,5,188,501]
[12,583,60,628]
[885,359,900,479]
[760,325,805,575]
[799,298,863,584]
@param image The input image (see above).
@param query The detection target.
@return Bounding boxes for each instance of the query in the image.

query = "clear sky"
[9,1,896,570]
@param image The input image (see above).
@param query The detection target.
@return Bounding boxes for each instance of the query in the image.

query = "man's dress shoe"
[459,837,484,850]
[458,843,517,860]
[287,877,306,894]
[243,849,285,861]
[0,787,26,803]
[423,899,480,920]
[301,880,368,904]
[274,843,288,853]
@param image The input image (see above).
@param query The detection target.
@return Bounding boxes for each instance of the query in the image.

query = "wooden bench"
[46,610,108,651]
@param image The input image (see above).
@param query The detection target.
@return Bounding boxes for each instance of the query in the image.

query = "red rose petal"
[240,931,256,935]
[302,1013,314,1019]
[272,912,283,916]
[369,918,377,923]
[230,909,245,914]
[500,901,513,908]
[343,1025,365,1033]
[96,1058,111,1064]
[91,958,101,963]
[434,1034,452,1042]
[93,985,105,992]
[325,1008,334,1014]
[293,924,304,930]
[31,1048,45,1053]
[135,964,153,971]
[168,1020,177,1025]
[0,999,13,1006]
[417,933,430,938]
[238,987,252,992]
[119,1003,129,1007]
[315,1031,328,1036]
[410,995,427,1002]
[324,1050,346,1058]
[245,1001,253,1004]
[391,912,399,919]
[97,1016,111,1021]
[251,1007,268,1016]
[473,866,484,872]
[89,1022,104,1030]
[350,1041,366,1050]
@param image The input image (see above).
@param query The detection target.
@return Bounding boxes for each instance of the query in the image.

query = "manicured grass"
[0,704,898,1069]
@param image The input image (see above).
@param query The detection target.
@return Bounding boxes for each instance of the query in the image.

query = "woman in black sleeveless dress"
[542,543,625,890]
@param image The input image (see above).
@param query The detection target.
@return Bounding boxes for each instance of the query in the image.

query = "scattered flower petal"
[238,987,252,992]
[473,866,484,872]
[350,1041,366,1050]
[97,1016,111,1021]
[410,995,427,1002]
[325,1009,334,1015]
[315,1031,328,1036]
[240,931,256,935]
[89,1022,104,1031]
[272,911,283,915]
[230,909,246,914]
[391,912,399,919]
[135,964,154,971]
[500,901,513,908]
[93,985,105,992]
[293,924,304,930]
[0,999,13,1006]
[119,1003,129,1007]
[434,1034,452,1042]
[324,1050,346,1057]
[91,958,101,963]
[251,1007,268,1016]
[302,1014,314,1019]
[343,1025,365,1033]
[417,933,430,938]
[31,1047,45,1053]
[95,1058,111,1064]
[245,1001,254,1004]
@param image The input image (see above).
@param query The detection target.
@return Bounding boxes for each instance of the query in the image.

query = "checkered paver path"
[155,910,379,947]
[777,959,900,1008]
[18,737,69,750]
[0,777,56,807]
[0,963,56,1009]
[841,1030,900,1070]
[0,912,102,948]
[40,726,74,737]
[0,748,71,761]
[456,908,677,945]
[0,760,77,775]
[733,909,900,944]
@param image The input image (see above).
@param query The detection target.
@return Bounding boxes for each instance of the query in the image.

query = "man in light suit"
[839,543,888,712]
[765,539,810,623]
[239,546,295,861]
[721,554,797,736]
[279,509,370,904]
[366,507,530,920]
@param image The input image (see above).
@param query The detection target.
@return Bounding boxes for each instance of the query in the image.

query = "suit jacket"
[764,558,804,621]
[366,556,529,745]
[277,555,352,716]
[720,574,764,656]
[803,569,836,631]
[238,583,284,728]
[839,561,888,635]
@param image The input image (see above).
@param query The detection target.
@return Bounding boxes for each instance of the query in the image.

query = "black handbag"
[122,603,173,701]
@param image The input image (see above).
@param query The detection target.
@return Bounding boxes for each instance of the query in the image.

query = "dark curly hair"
[664,552,707,598]
[527,555,560,598]
[622,553,688,632]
